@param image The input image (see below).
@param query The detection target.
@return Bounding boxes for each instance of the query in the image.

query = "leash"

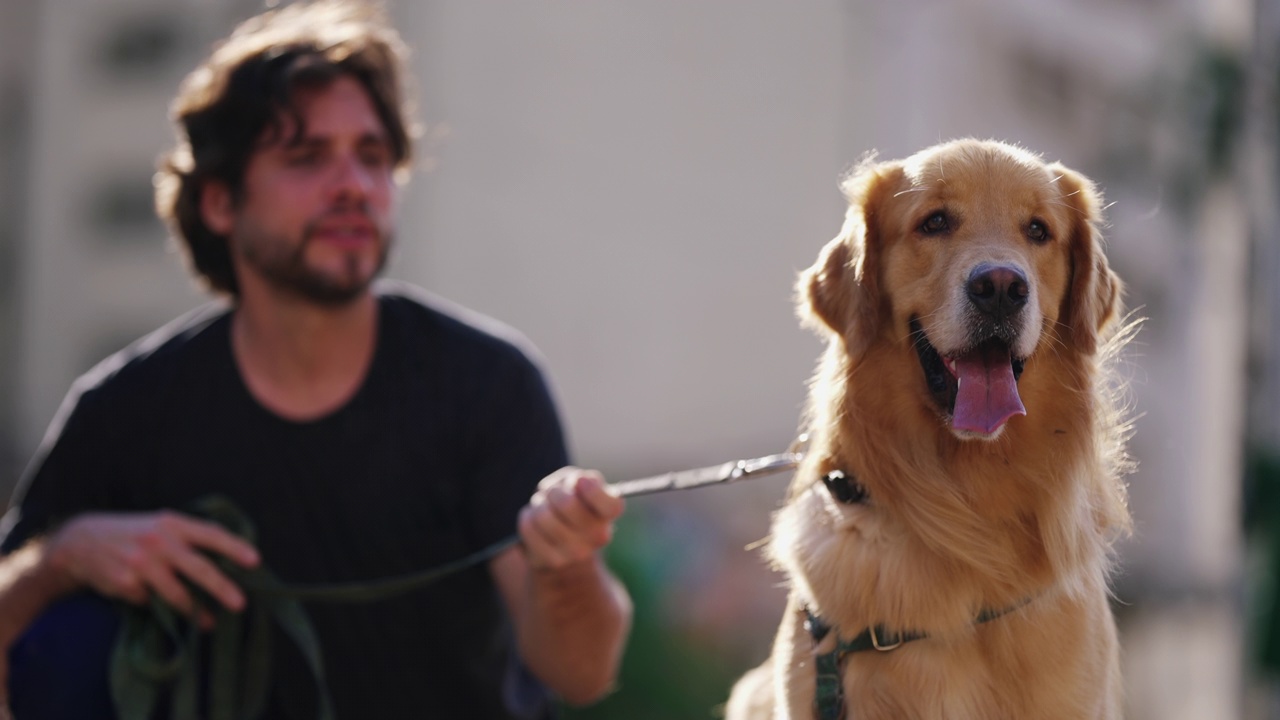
[611,451,800,497]
[110,450,802,720]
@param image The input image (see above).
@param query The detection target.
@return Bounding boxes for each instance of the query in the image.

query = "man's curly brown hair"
[154,1,415,296]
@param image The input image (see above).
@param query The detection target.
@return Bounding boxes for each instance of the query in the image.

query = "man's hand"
[517,467,624,571]
[498,467,632,704]
[45,511,260,617]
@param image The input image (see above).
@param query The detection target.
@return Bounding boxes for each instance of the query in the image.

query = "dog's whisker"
[1046,199,1089,217]
[1042,321,1073,353]
[901,308,949,343]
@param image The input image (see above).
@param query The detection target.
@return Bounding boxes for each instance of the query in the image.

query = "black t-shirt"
[0,282,569,719]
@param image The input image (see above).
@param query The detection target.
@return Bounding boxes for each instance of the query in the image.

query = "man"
[0,2,631,717]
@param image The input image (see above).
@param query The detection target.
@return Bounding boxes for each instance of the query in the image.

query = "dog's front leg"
[774,594,819,720]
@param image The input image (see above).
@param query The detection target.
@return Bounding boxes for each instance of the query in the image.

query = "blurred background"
[1,0,1279,717]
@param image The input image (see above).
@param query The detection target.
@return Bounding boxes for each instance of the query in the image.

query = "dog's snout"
[966,264,1029,320]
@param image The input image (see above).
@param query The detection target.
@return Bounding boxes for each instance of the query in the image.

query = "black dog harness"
[807,469,1029,720]
[803,603,1027,720]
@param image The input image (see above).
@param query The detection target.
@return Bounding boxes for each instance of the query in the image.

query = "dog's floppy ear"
[798,159,901,358]
[1050,163,1122,355]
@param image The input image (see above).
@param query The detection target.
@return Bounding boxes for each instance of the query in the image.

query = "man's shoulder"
[375,280,547,370]
[29,302,231,458]
[71,302,232,402]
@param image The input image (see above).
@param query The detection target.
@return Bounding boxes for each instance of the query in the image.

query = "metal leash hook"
[610,441,806,499]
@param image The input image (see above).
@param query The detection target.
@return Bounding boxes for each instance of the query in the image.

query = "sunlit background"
[2,1,1279,717]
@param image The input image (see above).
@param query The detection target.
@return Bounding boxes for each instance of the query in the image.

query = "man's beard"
[238,222,391,306]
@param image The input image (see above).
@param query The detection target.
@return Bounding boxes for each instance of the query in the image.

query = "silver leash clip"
[613,447,803,498]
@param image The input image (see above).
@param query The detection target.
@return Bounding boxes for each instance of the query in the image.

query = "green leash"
[109,496,518,720]
[109,452,802,720]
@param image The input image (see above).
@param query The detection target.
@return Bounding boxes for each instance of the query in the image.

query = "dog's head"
[800,139,1121,440]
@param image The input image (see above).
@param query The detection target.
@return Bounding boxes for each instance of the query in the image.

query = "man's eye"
[286,151,323,166]
[360,150,391,168]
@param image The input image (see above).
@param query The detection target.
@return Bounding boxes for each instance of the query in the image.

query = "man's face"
[212,75,398,305]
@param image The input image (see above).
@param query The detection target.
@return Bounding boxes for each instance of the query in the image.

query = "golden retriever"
[726,139,1133,720]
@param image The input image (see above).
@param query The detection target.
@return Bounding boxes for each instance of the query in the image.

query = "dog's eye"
[822,470,867,505]
[1027,219,1050,243]
[919,211,950,235]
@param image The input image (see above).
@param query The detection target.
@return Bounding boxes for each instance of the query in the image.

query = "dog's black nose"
[966,264,1029,320]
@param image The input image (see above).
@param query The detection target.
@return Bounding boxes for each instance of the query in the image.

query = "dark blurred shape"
[87,170,162,241]
[1246,447,1280,673]
[9,593,119,720]
[96,13,184,81]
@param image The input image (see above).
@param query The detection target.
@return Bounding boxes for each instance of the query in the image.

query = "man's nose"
[330,155,375,200]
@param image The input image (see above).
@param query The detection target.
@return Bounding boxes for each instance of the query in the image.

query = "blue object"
[9,593,119,720]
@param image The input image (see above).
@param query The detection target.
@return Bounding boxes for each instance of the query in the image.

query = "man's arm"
[0,512,261,703]
[490,468,632,706]
[0,539,78,701]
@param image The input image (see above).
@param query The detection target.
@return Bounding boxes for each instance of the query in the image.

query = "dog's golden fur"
[727,139,1133,720]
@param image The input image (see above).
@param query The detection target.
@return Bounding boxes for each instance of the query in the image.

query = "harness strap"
[803,600,1029,720]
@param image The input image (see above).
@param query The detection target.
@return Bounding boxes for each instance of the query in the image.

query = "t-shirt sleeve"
[463,350,570,549]
[0,382,130,555]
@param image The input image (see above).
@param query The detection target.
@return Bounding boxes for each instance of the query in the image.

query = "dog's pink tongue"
[952,345,1025,434]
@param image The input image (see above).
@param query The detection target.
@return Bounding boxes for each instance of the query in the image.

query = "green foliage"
[1245,445,1280,672]
[560,512,741,720]
[1189,46,1246,175]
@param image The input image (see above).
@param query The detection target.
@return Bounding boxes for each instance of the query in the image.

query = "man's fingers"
[545,487,594,528]
[130,530,245,613]
[573,474,624,520]
[167,545,247,611]
[144,513,250,611]
[536,465,581,491]
[519,498,609,569]
[48,511,255,616]
[139,560,197,616]
[525,468,622,562]
[518,507,571,568]
[526,499,579,547]
[168,515,260,567]
[546,488,614,547]
[536,469,621,521]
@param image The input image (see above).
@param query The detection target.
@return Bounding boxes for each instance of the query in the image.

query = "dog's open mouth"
[911,318,1027,435]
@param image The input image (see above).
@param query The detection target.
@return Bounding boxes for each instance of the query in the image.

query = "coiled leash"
[110,451,802,720]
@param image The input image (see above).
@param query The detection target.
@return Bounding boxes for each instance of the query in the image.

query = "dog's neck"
[780,339,1127,633]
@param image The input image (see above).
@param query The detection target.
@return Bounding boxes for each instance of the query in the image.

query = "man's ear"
[200,180,235,237]
[1049,163,1122,355]
[797,159,901,359]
